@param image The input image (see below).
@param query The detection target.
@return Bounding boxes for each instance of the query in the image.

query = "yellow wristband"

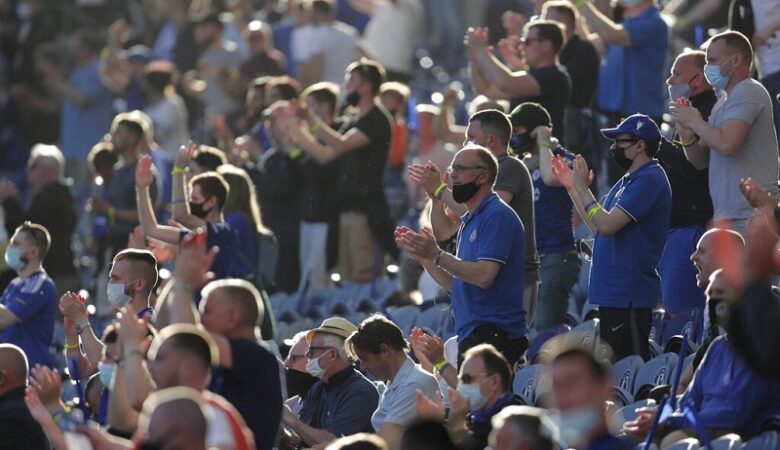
[64,342,79,350]
[310,121,321,133]
[107,207,116,226]
[434,359,449,371]
[574,0,587,7]
[171,166,186,176]
[289,149,302,160]
[587,204,602,221]
[433,182,447,199]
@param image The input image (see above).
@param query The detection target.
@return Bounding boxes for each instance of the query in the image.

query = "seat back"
[662,313,695,348]
[563,319,599,351]
[710,433,742,450]
[512,364,543,405]
[387,305,420,337]
[664,438,700,450]
[634,353,679,399]
[741,431,779,450]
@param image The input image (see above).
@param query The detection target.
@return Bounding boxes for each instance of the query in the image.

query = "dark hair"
[190,172,230,210]
[463,344,512,392]
[144,64,174,94]
[193,145,227,171]
[709,30,753,67]
[217,164,271,234]
[302,82,340,117]
[167,331,216,369]
[491,406,556,450]
[525,20,566,53]
[347,59,386,95]
[267,76,302,100]
[16,222,51,259]
[542,1,578,32]
[346,314,408,359]
[469,109,513,147]
[197,12,223,29]
[201,279,264,328]
[112,249,159,294]
[642,139,660,158]
[118,120,145,139]
[680,49,707,70]
[311,0,333,16]
[402,421,456,450]
[87,141,118,174]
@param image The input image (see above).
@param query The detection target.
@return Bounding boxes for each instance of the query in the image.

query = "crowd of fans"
[1,0,780,449]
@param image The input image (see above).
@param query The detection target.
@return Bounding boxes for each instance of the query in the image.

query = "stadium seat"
[634,443,659,450]
[386,305,420,336]
[681,353,696,373]
[512,364,543,405]
[741,431,779,450]
[581,301,599,321]
[664,438,700,450]
[415,305,448,336]
[634,353,679,400]
[662,312,695,349]
[609,398,656,435]
[527,324,570,364]
[649,309,666,344]
[649,339,664,358]
[612,355,644,406]
[711,434,742,450]
[563,318,599,351]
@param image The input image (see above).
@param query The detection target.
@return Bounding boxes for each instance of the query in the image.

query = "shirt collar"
[469,392,515,422]
[387,356,415,390]
[624,159,658,181]
[461,193,499,223]
[324,365,357,388]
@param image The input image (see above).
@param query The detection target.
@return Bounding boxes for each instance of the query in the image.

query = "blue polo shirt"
[0,271,57,368]
[589,160,671,309]
[452,193,526,342]
[179,221,250,280]
[533,147,575,255]
[596,6,668,117]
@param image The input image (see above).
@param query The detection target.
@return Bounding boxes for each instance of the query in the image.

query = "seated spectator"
[488,405,558,450]
[346,314,439,450]
[325,433,389,450]
[0,223,57,369]
[282,317,379,447]
[283,331,318,416]
[0,344,49,450]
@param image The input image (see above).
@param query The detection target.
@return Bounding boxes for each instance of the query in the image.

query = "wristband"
[538,140,552,149]
[310,121,321,133]
[171,166,187,176]
[587,204,603,221]
[433,359,450,371]
[433,182,447,199]
[675,136,697,147]
[122,349,144,361]
[584,200,598,213]
[64,342,80,350]
[289,148,302,160]
[107,207,116,226]
[433,248,444,266]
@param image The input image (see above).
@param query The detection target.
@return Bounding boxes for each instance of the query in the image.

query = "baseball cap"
[600,113,661,144]
[509,102,552,130]
[306,317,358,343]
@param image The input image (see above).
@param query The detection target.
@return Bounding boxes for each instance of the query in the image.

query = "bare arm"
[282,408,337,446]
[435,253,502,290]
[473,48,541,97]
[288,119,370,164]
[108,366,140,433]
[438,95,468,146]
[467,57,508,99]
[171,145,207,229]
[378,423,406,450]
[136,155,182,244]
[0,305,18,330]
[429,199,460,242]
[578,2,631,47]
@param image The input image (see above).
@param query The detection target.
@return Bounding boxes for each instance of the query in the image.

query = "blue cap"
[600,113,661,144]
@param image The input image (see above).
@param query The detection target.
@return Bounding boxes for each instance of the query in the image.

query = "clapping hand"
[174,228,218,289]
[395,226,439,263]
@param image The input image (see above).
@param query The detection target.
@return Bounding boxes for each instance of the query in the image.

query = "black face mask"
[346,91,361,107]
[189,201,209,219]
[510,132,533,151]
[610,145,635,171]
[286,368,318,398]
[452,180,480,203]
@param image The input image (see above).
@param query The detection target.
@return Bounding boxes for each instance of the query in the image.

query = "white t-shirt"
[309,21,360,84]
[752,0,780,78]
[144,95,189,158]
[363,0,423,74]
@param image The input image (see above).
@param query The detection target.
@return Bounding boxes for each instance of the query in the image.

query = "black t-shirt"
[291,119,344,223]
[512,64,571,140]
[337,104,392,212]
[559,35,600,109]
[0,387,50,450]
[208,338,283,450]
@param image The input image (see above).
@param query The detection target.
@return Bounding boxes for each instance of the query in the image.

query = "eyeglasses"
[305,346,334,357]
[446,165,488,174]
[286,353,307,364]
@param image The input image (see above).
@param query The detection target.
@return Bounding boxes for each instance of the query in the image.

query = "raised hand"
[116,306,150,350]
[174,141,197,169]
[464,27,490,53]
[572,155,592,190]
[407,162,444,197]
[135,154,154,188]
[29,364,64,412]
[59,292,88,324]
[174,228,219,288]
[551,155,575,189]
[415,389,445,422]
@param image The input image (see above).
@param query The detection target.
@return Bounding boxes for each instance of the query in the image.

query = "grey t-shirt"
[495,154,540,277]
[708,78,779,220]
[198,40,243,116]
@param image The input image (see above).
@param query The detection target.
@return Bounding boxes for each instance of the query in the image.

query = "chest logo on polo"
[470,230,477,242]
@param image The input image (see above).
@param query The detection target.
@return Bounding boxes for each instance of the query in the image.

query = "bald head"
[668,50,710,97]
[0,344,29,393]
[143,387,209,450]
[691,228,745,288]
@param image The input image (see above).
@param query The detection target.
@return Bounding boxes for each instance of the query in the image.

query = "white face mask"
[106,282,132,309]
[305,352,329,379]
[457,381,488,411]
[550,406,600,448]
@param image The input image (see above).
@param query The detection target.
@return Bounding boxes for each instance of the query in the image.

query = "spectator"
[345,314,439,450]
[190,145,228,176]
[552,115,672,360]
[282,317,379,447]
[296,0,361,87]
[401,421,456,450]
[283,331,318,416]
[467,21,572,140]
[380,82,411,172]
[239,20,287,81]
[55,28,116,187]
[326,433,390,450]
[579,0,668,185]
[509,103,580,332]
[142,61,190,159]
[86,141,119,277]
[751,1,780,142]
[657,50,716,319]
[0,144,78,296]
[0,223,56,369]
[672,30,780,237]
[488,405,558,450]
[169,252,283,450]
[546,345,632,449]
[0,344,49,450]
[100,21,153,113]
[279,59,394,283]
[398,145,528,366]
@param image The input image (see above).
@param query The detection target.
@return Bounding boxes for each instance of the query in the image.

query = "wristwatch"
[75,320,91,335]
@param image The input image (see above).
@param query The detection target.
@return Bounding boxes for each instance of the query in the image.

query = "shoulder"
[21,272,55,295]
[227,337,274,362]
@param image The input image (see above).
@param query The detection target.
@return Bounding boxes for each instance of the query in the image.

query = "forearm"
[438,103,467,145]
[297,127,339,164]
[64,343,95,376]
[436,252,496,290]
[468,59,505,98]
[580,3,626,46]
[123,353,153,411]
[80,328,106,369]
[474,49,517,94]
[109,368,140,432]
[429,199,460,242]
[170,282,200,324]
[38,417,70,450]
[420,260,454,293]
[0,306,17,330]
[136,186,180,243]
[171,173,200,228]
[288,418,337,446]
[689,118,739,155]
[573,184,629,235]
[566,186,596,233]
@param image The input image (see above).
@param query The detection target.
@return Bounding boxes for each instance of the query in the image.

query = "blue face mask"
[704,57,736,91]
[98,362,116,388]
[4,247,24,271]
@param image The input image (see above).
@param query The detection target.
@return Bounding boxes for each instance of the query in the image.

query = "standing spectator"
[509,103,580,332]
[380,81,411,219]
[751,1,780,143]
[672,30,780,237]
[142,61,189,159]
[397,145,528,366]
[0,223,56,369]
[345,315,439,450]
[297,0,361,87]
[0,344,49,450]
[0,144,78,296]
[239,20,287,81]
[354,0,423,82]
[579,0,668,184]
[657,50,716,318]
[280,59,394,284]
[467,22,571,140]
[54,29,116,187]
[552,115,672,360]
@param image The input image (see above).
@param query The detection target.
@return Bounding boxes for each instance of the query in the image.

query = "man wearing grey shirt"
[672,30,779,237]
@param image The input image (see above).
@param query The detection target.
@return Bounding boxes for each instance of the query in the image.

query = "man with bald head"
[656,50,717,319]
[140,387,210,450]
[0,344,49,450]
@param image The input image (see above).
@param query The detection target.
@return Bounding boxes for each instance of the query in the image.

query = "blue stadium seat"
[711,434,742,450]
[664,438,700,450]
[662,312,695,349]
[527,324,570,364]
[741,431,779,450]
[633,353,679,400]
[512,364,543,405]
[649,339,664,358]
[612,355,644,406]
[563,318,599,351]
[634,443,659,450]
[681,353,696,373]
[581,301,599,321]
[649,309,665,344]
[387,305,420,336]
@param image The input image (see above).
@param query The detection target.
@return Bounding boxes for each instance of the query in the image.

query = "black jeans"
[457,323,528,368]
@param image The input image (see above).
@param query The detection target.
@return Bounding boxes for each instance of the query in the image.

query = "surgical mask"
[99,362,116,387]
[106,282,132,309]
[457,382,487,411]
[668,82,692,102]
[4,247,24,271]
[550,406,600,448]
[610,143,636,171]
[704,57,736,92]
[188,201,209,219]
[286,368,319,397]
[346,91,360,107]
[305,353,329,379]
[452,181,480,203]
